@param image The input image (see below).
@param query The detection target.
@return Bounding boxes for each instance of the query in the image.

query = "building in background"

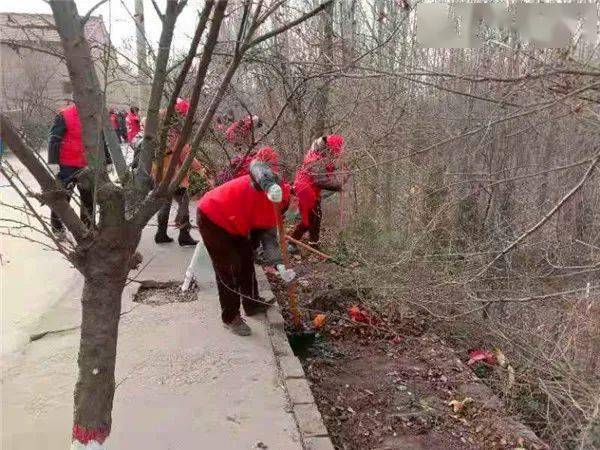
[0,12,141,146]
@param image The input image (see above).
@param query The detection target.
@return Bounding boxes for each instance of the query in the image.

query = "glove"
[267,184,282,203]
[48,164,60,176]
[106,164,114,174]
[276,264,296,283]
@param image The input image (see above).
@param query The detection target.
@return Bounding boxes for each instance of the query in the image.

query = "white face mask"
[266,184,283,203]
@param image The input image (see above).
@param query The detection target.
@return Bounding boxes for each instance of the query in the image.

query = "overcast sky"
[1,0,204,54]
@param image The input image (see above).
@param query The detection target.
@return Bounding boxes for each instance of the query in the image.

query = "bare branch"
[150,0,164,20]
[244,0,333,51]
[154,0,216,185]
[135,0,182,192]
[158,0,228,190]
[80,0,109,25]
[470,151,600,282]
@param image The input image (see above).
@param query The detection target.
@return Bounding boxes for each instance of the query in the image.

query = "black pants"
[50,166,93,232]
[291,200,322,244]
[157,187,191,234]
[197,211,262,324]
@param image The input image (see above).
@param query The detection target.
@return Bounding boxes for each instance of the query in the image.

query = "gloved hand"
[276,264,296,283]
[267,184,282,203]
[48,164,60,176]
[106,164,114,174]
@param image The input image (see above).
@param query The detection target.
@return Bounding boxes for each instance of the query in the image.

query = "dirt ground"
[266,256,549,450]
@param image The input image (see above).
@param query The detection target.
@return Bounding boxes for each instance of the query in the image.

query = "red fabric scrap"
[467,348,497,366]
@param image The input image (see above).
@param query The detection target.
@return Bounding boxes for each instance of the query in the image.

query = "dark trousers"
[291,200,322,244]
[197,211,262,324]
[157,187,191,234]
[50,166,93,232]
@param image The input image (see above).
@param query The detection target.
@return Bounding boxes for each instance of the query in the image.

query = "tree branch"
[470,150,600,282]
[244,0,333,51]
[156,0,227,191]
[135,0,181,192]
[0,163,72,255]
[154,0,215,185]
[80,0,109,25]
[150,0,164,20]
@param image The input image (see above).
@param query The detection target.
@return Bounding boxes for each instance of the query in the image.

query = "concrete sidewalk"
[1,225,303,449]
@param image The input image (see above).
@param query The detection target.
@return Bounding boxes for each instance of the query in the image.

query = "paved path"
[1,152,81,360]
[1,219,303,449]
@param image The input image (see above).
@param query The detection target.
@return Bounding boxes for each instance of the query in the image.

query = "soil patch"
[133,280,198,305]
[265,256,547,450]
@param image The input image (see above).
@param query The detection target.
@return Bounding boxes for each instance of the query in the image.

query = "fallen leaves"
[313,313,326,329]
[448,397,473,413]
[348,305,369,323]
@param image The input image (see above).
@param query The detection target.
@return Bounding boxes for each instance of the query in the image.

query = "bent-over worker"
[197,148,295,336]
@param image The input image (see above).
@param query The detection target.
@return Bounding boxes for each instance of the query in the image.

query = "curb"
[256,267,335,450]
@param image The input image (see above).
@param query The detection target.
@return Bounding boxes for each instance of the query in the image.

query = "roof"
[0,12,109,48]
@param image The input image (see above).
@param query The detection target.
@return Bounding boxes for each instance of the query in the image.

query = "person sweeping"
[289,134,346,252]
[196,147,295,336]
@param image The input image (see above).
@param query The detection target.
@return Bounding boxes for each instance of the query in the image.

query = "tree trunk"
[71,239,136,449]
[312,1,333,137]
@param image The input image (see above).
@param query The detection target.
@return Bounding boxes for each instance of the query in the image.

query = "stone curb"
[256,267,335,450]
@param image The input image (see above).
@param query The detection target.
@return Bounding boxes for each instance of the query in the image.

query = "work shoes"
[178,230,198,247]
[224,316,252,336]
[154,232,174,244]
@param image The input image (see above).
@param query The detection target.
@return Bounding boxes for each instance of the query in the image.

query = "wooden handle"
[274,206,302,328]
[285,235,333,261]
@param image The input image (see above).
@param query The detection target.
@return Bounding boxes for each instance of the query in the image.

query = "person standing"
[197,149,295,336]
[152,98,200,246]
[126,106,141,143]
[116,110,128,143]
[109,108,121,143]
[289,135,345,251]
[47,103,112,239]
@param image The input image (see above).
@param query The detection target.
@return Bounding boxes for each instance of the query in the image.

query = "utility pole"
[134,0,148,112]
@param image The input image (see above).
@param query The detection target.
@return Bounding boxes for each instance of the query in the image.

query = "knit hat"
[175,98,190,116]
[255,146,279,172]
[325,134,344,156]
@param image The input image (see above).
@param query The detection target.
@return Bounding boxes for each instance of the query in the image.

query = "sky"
[0,0,204,54]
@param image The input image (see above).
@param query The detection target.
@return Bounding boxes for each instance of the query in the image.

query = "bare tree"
[0,0,332,447]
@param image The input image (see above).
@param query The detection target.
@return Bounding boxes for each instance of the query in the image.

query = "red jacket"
[59,104,86,168]
[126,112,141,142]
[225,117,254,147]
[293,150,334,226]
[198,175,290,236]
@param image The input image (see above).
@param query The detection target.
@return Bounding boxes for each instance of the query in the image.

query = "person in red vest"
[197,148,295,336]
[289,135,346,252]
[109,107,124,143]
[225,114,262,150]
[152,98,200,246]
[47,102,112,239]
[126,106,141,143]
[214,115,265,186]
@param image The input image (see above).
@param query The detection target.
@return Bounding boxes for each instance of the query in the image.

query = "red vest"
[293,150,339,226]
[198,175,290,236]
[59,104,87,168]
[126,112,140,142]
